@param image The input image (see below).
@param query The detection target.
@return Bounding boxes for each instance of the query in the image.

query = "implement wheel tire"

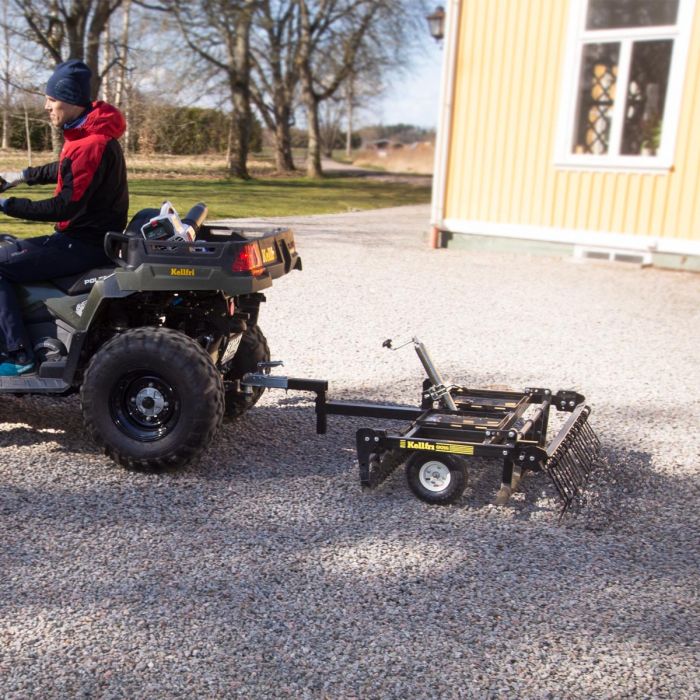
[406,453,468,505]
[223,325,270,420]
[80,327,224,472]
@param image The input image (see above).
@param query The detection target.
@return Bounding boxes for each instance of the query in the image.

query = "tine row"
[544,408,601,515]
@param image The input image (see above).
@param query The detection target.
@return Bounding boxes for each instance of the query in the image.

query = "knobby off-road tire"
[405,453,468,505]
[80,327,224,472]
[223,325,270,420]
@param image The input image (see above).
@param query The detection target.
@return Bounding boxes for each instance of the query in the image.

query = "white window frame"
[555,0,696,172]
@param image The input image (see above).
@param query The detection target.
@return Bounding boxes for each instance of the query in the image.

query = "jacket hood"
[63,101,126,141]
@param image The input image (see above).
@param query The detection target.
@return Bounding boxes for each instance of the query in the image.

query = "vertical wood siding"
[443,0,700,244]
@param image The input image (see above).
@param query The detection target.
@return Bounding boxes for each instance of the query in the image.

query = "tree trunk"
[296,0,323,177]
[226,6,253,179]
[100,17,112,102]
[114,0,131,108]
[273,125,293,172]
[122,94,130,155]
[51,125,62,156]
[305,96,322,178]
[273,104,295,172]
[85,27,102,98]
[23,102,32,165]
[227,105,250,179]
[226,113,233,164]
[1,0,9,149]
[345,79,353,158]
[116,0,131,155]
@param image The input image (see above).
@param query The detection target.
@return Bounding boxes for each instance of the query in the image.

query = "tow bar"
[242,338,601,515]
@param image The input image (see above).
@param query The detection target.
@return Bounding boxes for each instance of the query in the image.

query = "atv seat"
[50,266,117,295]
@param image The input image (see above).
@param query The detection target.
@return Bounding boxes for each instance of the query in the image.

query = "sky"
[364,40,444,129]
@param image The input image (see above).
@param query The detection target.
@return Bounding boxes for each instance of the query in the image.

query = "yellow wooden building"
[431,0,700,270]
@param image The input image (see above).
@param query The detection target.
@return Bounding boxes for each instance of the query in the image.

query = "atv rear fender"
[103,225,301,295]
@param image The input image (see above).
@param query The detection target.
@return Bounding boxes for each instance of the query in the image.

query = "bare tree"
[295,0,373,177]
[13,0,125,96]
[250,0,298,172]
[162,0,257,178]
[294,0,420,177]
[112,0,129,106]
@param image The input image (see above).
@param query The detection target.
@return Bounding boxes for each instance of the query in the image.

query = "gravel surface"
[1,204,699,698]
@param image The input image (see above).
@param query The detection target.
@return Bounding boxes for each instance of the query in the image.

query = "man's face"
[44,96,85,128]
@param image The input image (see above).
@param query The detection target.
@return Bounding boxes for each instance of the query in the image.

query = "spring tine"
[584,420,600,447]
[555,452,577,500]
[569,439,589,480]
[564,451,584,497]
[543,408,601,515]
[576,423,594,453]
[562,440,582,483]
[585,423,601,452]
[580,422,601,464]
[572,435,594,480]
[562,446,581,487]
[546,453,568,500]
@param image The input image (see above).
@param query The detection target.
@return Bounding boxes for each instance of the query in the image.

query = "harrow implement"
[241,338,601,515]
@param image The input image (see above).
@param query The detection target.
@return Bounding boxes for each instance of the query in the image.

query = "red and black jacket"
[5,101,129,244]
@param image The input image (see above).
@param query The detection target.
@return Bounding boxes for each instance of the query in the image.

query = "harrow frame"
[242,338,601,514]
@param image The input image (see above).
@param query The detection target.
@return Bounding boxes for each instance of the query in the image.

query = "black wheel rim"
[110,371,181,442]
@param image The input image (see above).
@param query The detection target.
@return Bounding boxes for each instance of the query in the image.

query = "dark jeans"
[0,232,110,353]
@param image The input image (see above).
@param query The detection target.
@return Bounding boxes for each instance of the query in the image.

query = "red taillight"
[231,242,264,275]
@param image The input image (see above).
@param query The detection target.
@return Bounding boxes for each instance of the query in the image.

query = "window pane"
[586,0,679,29]
[572,43,620,155]
[621,40,673,155]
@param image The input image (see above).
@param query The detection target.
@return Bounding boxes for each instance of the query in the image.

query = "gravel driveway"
[1,204,699,698]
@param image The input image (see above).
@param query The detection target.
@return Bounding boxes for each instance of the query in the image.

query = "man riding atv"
[0,59,128,376]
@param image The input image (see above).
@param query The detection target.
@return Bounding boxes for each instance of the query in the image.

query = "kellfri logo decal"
[169,267,196,277]
[400,439,474,456]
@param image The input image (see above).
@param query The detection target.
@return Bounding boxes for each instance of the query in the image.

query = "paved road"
[1,204,698,698]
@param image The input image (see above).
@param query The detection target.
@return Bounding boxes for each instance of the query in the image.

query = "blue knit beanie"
[46,60,92,106]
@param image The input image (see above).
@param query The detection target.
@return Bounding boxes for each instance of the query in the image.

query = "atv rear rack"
[242,338,601,516]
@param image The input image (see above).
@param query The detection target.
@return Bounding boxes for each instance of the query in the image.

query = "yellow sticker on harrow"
[400,439,474,456]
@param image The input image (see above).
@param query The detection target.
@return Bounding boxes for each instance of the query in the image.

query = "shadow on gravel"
[0,386,686,530]
[0,395,99,455]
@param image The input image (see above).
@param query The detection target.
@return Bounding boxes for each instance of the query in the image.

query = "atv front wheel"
[223,325,270,419]
[405,453,468,505]
[80,327,224,472]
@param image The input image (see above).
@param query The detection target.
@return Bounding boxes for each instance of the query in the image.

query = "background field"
[0,151,431,237]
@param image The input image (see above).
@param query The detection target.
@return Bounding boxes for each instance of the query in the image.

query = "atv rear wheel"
[80,327,224,472]
[405,453,468,505]
[223,325,270,419]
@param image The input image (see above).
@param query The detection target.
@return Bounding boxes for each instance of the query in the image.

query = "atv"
[0,202,301,471]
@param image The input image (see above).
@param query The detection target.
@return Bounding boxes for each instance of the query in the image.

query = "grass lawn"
[0,149,431,238]
[1,174,431,238]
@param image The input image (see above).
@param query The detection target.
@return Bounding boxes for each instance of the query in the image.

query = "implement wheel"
[406,453,468,505]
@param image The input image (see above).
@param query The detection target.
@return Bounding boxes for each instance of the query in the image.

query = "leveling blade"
[543,405,601,514]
